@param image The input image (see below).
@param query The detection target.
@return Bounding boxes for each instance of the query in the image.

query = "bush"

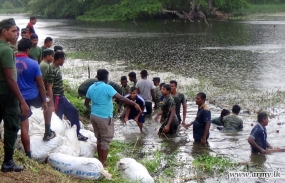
[2,1,14,9]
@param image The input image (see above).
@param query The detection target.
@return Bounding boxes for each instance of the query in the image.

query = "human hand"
[201,137,207,145]
[20,101,30,118]
[154,115,159,122]
[134,117,139,123]
[163,125,169,133]
[124,117,128,123]
[42,102,48,113]
[134,104,142,113]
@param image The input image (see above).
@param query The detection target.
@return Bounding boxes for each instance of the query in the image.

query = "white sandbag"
[29,107,45,126]
[48,153,111,180]
[29,122,45,136]
[62,119,84,130]
[121,120,141,135]
[51,112,68,136]
[52,145,77,156]
[117,158,154,183]
[80,129,97,143]
[62,119,71,129]
[0,120,4,139]
[62,125,80,156]
[79,141,96,157]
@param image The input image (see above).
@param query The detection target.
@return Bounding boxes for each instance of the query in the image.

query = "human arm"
[163,106,176,133]
[266,141,273,149]
[46,84,55,111]
[201,122,211,145]
[248,136,267,154]
[35,76,48,112]
[182,102,187,126]
[154,110,163,122]
[124,107,130,123]
[113,93,142,113]
[151,88,156,106]
[84,98,91,111]
[134,105,143,123]
[4,68,29,117]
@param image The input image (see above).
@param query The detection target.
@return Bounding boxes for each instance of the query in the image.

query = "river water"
[4,14,285,182]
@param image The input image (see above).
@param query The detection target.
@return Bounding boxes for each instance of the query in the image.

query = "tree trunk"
[209,0,214,11]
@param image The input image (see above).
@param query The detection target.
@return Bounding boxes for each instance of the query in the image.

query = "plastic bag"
[79,141,96,158]
[61,125,80,156]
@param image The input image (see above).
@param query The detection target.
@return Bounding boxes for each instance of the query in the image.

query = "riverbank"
[0,8,24,14]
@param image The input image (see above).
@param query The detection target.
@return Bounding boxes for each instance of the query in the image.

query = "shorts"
[128,113,145,123]
[20,94,43,121]
[145,101,152,115]
[159,118,179,135]
[90,114,114,150]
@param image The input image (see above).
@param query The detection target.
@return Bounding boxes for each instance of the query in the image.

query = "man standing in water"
[26,16,37,37]
[84,69,141,167]
[0,18,29,172]
[187,92,211,145]
[223,105,243,131]
[136,70,155,115]
[128,72,137,87]
[170,80,187,127]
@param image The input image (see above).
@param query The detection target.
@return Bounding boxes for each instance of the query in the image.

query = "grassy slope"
[234,4,285,16]
[0,8,24,14]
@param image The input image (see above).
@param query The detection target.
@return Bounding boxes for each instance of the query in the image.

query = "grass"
[0,8,25,14]
[233,4,285,17]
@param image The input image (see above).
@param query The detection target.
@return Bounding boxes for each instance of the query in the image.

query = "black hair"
[140,70,148,77]
[97,69,109,81]
[130,87,138,92]
[30,16,37,21]
[258,112,268,123]
[44,37,53,44]
[54,46,63,52]
[54,51,65,61]
[153,77,160,83]
[163,84,171,92]
[220,109,230,120]
[159,82,165,88]
[170,80,178,86]
[17,38,32,52]
[128,72,136,78]
[197,92,206,100]
[43,49,55,58]
[232,105,241,114]
[16,26,19,31]
[30,33,38,40]
[121,76,127,81]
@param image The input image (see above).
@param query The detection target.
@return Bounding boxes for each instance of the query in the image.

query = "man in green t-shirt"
[0,18,29,172]
[28,33,41,64]
[128,72,137,87]
[41,37,53,60]
[9,26,19,54]
[40,49,54,81]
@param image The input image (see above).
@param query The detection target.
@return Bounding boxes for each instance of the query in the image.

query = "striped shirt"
[46,64,64,95]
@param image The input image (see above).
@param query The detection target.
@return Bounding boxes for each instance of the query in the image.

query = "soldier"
[128,71,137,87]
[0,18,29,172]
[20,28,28,39]
[120,76,130,96]
[9,26,19,54]
[152,77,162,109]
[223,105,243,131]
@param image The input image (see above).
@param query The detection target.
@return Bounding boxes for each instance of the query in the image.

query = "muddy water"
[5,14,285,182]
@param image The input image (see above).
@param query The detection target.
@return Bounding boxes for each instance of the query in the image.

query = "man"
[84,69,141,167]
[128,71,137,87]
[46,51,88,141]
[153,77,162,109]
[41,37,53,58]
[187,92,211,145]
[54,45,63,52]
[136,70,155,115]
[26,16,37,37]
[223,105,243,131]
[248,112,278,154]
[16,39,56,158]
[40,49,54,81]
[20,28,28,39]
[0,18,29,172]
[170,80,187,126]
[9,26,19,54]
[120,76,130,96]
[28,33,42,64]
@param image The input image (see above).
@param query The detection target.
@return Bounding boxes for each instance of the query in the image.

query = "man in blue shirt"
[16,38,56,158]
[84,69,141,167]
[248,112,276,154]
[187,92,211,145]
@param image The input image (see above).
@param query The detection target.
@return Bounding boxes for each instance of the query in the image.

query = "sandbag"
[29,107,45,126]
[79,141,96,157]
[80,129,97,143]
[117,158,154,183]
[52,145,77,156]
[48,153,111,180]
[62,125,80,156]
[51,112,68,136]
[121,120,141,134]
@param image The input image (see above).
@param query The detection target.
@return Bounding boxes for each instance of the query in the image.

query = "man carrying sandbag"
[84,69,142,167]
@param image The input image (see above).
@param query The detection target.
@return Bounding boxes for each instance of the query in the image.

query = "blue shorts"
[20,95,43,121]
[128,113,145,123]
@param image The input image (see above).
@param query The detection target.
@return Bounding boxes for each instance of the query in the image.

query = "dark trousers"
[145,101,152,115]
[54,95,80,134]
[0,93,20,154]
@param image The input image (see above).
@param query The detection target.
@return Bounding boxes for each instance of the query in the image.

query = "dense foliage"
[9,0,285,20]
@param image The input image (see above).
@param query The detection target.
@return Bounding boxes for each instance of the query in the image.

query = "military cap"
[0,18,16,30]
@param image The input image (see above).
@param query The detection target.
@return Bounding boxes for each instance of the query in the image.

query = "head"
[161,84,171,96]
[54,51,65,66]
[44,37,53,48]
[232,105,241,115]
[169,80,178,93]
[29,16,37,25]
[21,28,28,38]
[97,69,109,83]
[0,18,17,42]
[120,76,128,87]
[43,49,55,63]
[17,38,32,54]
[128,72,136,82]
[54,45,63,52]
[257,112,269,126]
[15,26,20,41]
[140,70,148,79]
[195,92,206,106]
[220,109,230,119]
[152,77,160,86]
[159,82,165,90]
[30,33,38,46]
[129,87,138,100]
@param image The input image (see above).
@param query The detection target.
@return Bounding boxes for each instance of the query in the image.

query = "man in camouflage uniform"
[128,71,137,87]
[153,77,162,109]
[223,105,243,131]
[120,76,130,96]
[0,18,29,172]
[154,84,179,135]
[9,26,19,54]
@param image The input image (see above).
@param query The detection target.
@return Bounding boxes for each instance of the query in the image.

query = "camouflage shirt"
[161,95,178,122]
[46,64,64,95]
[223,114,243,131]
[154,86,162,107]
[121,85,130,96]
[172,92,186,122]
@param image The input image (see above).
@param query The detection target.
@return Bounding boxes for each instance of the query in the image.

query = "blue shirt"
[250,123,267,153]
[86,81,117,118]
[16,54,42,100]
[193,104,211,141]
[126,95,145,116]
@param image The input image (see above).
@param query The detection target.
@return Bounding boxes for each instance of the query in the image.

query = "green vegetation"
[0,8,24,14]
[236,3,285,15]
